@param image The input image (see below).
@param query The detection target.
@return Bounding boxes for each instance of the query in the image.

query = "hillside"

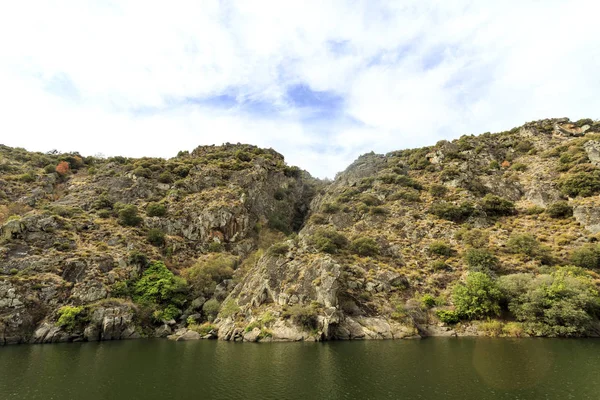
[2,117,600,344]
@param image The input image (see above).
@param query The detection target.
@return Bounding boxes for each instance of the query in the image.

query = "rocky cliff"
[2,118,600,344]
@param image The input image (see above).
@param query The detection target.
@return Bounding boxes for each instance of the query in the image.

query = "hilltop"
[2,117,600,344]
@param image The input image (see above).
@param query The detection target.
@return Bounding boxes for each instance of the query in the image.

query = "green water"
[0,338,599,399]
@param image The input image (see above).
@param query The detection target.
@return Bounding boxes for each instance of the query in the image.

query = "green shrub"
[9,268,18,275]
[429,184,448,198]
[526,205,545,215]
[183,254,236,296]
[389,189,421,202]
[506,234,541,257]
[453,272,502,320]
[312,229,348,254]
[429,201,474,223]
[267,213,290,234]
[146,202,167,217]
[268,242,289,256]
[154,304,181,322]
[207,241,224,253]
[498,269,600,336]
[44,164,57,174]
[133,261,187,306]
[56,306,85,331]
[570,244,600,269]
[147,229,166,247]
[219,299,241,318]
[369,206,388,215]
[350,237,380,256]
[510,163,527,172]
[359,194,382,206]
[421,294,436,309]
[235,150,252,162]
[436,310,459,324]
[92,194,113,210]
[310,214,328,225]
[284,166,302,178]
[428,241,454,257]
[282,304,318,330]
[110,281,130,298]
[479,194,515,217]
[118,205,143,227]
[128,251,148,268]
[464,248,498,273]
[546,201,573,218]
[488,160,500,170]
[202,299,221,321]
[158,172,173,184]
[455,227,489,247]
[321,202,340,214]
[560,171,600,197]
[133,167,152,178]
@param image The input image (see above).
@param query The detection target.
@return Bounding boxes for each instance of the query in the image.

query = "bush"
[510,163,527,172]
[202,299,221,321]
[421,294,436,309]
[436,310,459,324]
[310,214,328,225]
[56,306,85,331]
[154,304,181,322]
[147,229,166,247]
[128,251,149,268]
[133,261,187,306]
[429,184,448,198]
[284,166,302,178]
[282,304,318,330]
[312,229,348,254]
[428,241,453,257]
[546,201,573,218]
[452,272,502,320]
[464,248,498,272]
[506,234,541,257]
[369,206,388,215]
[235,150,252,162]
[570,244,600,269]
[44,164,57,174]
[146,202,167,217]
[321,202,339,214]
[133,166,152,178]
[268,242,289,256]
[350,237,380,256]
[183,254,236,296]
[498,269,600,336]
[429,201,474,223]
[118,205,143,227]
[455,227,489,247]
[158,172,173,184]
[479,194,515,217]
[560,171,600,197]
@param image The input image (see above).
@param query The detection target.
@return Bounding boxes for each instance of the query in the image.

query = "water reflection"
[1,338,599,400]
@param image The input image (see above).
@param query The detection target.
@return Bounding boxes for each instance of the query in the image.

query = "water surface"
[1,338,598,399]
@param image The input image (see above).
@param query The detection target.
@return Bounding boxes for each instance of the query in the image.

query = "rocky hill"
[2,117,600,344]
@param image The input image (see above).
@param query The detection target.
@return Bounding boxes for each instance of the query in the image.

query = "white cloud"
[0,0,599,178]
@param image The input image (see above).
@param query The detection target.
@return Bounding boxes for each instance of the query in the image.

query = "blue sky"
[0,0,599,178]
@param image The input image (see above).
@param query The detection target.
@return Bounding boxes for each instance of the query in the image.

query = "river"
[1,338,599,399]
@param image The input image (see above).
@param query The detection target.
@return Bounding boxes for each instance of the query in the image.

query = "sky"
[0,0,599,178]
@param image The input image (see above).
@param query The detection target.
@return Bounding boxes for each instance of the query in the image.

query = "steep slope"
[2,117,600,345]
[218,118,600,341]
[0,144,318,344]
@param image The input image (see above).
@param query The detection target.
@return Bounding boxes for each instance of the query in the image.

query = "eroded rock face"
[574,203,600,233]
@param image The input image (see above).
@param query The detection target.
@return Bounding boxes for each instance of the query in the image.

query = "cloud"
[0,0,599,178]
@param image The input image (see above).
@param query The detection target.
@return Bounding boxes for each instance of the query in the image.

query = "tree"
[464,248,498,273]
[453,272,502,319]
[498,268,600,336]
[118,205,143,227]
